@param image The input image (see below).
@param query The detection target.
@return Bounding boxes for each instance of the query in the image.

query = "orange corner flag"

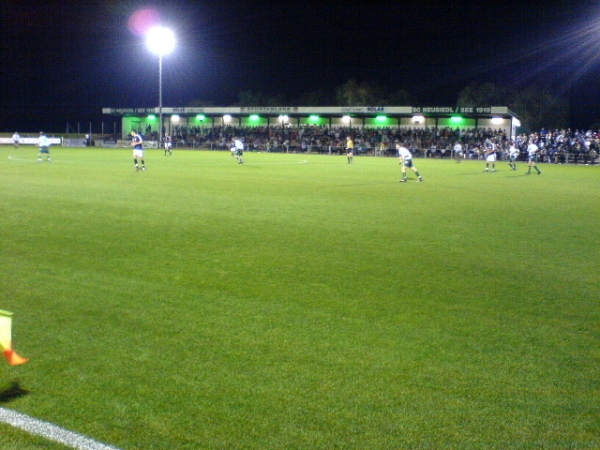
[0,309,28,366]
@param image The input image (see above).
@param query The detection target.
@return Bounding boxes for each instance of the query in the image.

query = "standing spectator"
[526,140,542,175]
[588,142,598,166]
[131,130,146,171]
[37,131,51,163]
[12,132,20,149]
[301,139,308,153]
[346,136,354,164]
[397,142,423,183]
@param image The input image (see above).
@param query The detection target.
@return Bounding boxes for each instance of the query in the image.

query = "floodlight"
[145,26,175,56]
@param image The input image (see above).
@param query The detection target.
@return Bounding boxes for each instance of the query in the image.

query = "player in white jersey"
[233,137,244,164]
[37,131,51,163]
[397,143,423,182]
[163,133,172,156]
[508,142,520,171]
[12,132,20,149]
[526,140,542,175]
[453,141,464,163]
[484,139,496,172]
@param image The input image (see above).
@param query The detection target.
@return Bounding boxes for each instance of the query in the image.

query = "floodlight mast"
[146,26,175,150]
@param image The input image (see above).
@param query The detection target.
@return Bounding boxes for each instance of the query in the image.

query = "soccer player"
[508,141,520,171]
[164,133,172,156]
[397,142,423,182]
[12,132,20,149]
[131,130,146,171]
[346,136,354,164]
[484,139,496,172]
[526,139,542,175]
[233,137,244,164]
[37,131,51,163]
[453,141,464,163]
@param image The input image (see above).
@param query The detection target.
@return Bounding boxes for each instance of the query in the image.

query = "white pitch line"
[0,407,121,450]
[8,155,309,166]
[188,159,309,166]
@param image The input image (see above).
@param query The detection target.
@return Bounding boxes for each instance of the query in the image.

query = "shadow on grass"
[0,381,29,403]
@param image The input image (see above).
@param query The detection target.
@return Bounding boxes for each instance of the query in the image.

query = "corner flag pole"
[0,310,28,366]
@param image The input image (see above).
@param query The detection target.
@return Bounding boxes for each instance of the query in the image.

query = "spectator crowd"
[138,124,599,164]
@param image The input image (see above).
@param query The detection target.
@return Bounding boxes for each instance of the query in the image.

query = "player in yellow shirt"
[346,136,354,164]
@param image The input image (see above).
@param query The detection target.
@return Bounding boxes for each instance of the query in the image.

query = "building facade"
[102,105,521,140]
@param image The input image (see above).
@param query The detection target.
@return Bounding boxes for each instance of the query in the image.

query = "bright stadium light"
[146,26,175,56]
[145,26,175,149]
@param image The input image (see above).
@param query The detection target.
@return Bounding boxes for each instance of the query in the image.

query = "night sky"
[1,0,599,132]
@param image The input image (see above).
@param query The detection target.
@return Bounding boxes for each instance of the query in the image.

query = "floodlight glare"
[146,26,175,56]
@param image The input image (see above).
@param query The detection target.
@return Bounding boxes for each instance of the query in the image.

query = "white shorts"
[486,153,496,162]
[133,149,144,158]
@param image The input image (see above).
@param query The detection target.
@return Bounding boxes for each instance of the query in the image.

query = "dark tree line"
[190,80,574,132]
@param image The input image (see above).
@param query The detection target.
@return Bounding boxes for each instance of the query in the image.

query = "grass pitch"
[0,148,599,449]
